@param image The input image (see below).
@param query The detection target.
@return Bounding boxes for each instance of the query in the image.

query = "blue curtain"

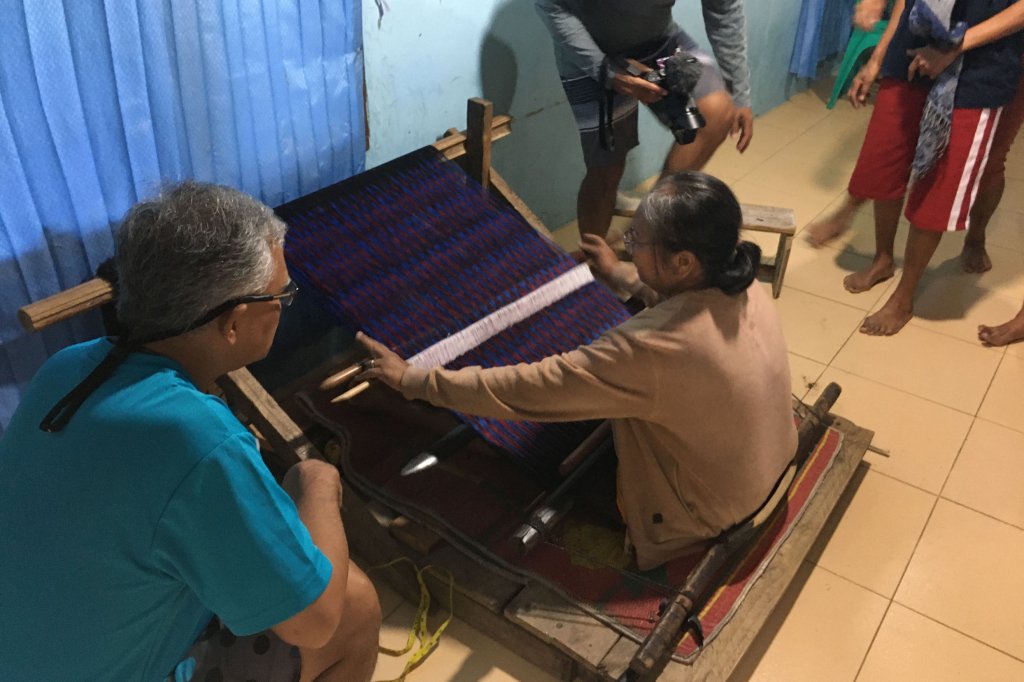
[790,0,857,78]
[0,0,364,433]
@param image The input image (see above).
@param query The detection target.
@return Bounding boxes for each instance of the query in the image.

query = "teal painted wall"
[362,0,810,229]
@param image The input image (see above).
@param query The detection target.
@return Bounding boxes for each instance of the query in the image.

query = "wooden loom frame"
[16,99,868,681]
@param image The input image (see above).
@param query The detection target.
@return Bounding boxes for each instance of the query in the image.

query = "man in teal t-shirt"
[0,182,381,681]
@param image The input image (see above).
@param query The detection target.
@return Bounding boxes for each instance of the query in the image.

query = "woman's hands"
[580,234,621,281]
[354,331,409,391]
[580,233,646,299]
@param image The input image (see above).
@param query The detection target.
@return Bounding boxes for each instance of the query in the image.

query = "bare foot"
[978,310,1024,346]
[960,240,992,273]
[806,216,851,248]
[843,258,895,293]
[860,295,913,336]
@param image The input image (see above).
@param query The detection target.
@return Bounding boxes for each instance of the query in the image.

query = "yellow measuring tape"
[372,557,455,682]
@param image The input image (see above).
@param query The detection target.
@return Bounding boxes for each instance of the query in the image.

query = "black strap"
[598,57,617,152]
[712,456,796,540]
[37,324,176,433]
[598,89,617,152]
[39,340,135,432]
[95,258,122,336]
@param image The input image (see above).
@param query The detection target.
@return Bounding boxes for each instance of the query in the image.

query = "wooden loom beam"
[19,277,114,333]
[432,113,512,161]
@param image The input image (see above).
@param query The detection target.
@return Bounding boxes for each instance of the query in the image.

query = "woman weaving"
[356,171,797,570]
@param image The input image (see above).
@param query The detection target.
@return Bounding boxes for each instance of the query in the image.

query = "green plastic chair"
[826,19,889,108]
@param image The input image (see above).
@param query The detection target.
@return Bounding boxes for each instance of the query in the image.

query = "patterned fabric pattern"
[909,0,968,178]
[278,147,631,481]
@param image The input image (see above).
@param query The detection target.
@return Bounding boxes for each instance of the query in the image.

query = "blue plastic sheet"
[0,0,365,432]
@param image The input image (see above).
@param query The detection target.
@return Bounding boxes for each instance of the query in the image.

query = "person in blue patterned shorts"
[535,0,755,241]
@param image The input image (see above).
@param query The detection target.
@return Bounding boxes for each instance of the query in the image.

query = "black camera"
[640,52,706,145]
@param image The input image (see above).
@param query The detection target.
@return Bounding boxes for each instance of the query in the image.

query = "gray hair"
[115,181,287,338]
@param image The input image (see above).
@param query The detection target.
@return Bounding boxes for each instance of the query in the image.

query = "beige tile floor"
[366,83,1024,680]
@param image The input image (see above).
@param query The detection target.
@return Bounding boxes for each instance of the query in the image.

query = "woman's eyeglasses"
[622,227,652,256]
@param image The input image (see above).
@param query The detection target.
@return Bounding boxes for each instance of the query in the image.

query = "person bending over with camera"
[0,182,381,682]
[535,0,754,242]
[355,172,796,571]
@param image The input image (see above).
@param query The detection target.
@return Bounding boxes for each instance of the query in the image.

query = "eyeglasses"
[37,280,299,433]
[622,226,652,257]
[184,280,299,333]
[241,279,299,309]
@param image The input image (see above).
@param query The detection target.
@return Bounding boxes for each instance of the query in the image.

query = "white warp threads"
[408,263,594,368]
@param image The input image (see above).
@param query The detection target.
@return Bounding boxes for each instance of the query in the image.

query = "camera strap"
[597,56,617,152]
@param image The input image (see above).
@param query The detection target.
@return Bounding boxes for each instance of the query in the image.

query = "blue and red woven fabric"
[277,146,630,482]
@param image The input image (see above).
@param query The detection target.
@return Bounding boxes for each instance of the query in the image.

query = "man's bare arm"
[271,460,350,649]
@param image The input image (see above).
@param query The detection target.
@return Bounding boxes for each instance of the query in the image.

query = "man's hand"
[854,0,886,31]
[907,46,960,80]
[732,107,754,152]
[847,60,881,108]
[609,63,666,104]
[282,459,342,506]
[355,331,409,391]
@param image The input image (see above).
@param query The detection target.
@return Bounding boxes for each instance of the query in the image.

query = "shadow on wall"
[479,18,517,117]
[477,0,589,229]
[478,0,569,124]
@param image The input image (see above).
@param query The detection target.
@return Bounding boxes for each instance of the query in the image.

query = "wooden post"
[465,98,493,189]
[217,367,318,470]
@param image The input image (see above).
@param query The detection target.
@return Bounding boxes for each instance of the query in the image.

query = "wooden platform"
[325,409,871,682]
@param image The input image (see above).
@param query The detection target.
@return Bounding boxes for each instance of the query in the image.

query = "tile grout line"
[936,494,1024,535]
[810,361,982,419]
[892,601,1024,666]
[852,599,895,682]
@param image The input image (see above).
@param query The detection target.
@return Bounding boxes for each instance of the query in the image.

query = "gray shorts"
[558,30,727,168]
[169,619,301,682]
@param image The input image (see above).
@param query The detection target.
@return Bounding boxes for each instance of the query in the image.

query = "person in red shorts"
[809,0,1024,335]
